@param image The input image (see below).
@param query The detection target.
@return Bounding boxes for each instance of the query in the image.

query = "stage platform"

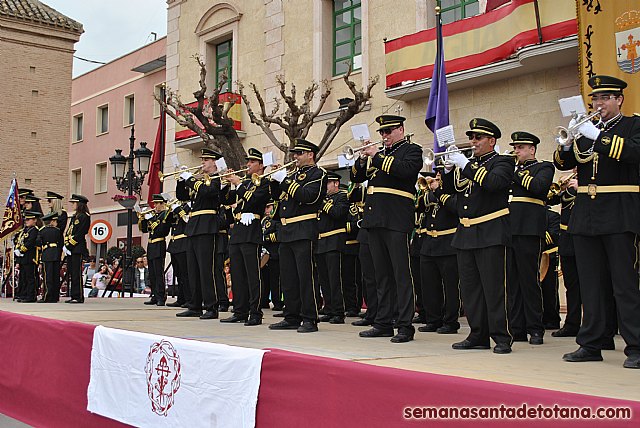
[0,297,635,402]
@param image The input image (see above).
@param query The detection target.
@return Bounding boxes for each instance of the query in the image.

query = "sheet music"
[337,154,355,168]
[350,123,370,142]
[435,125,455,148]
[170,154,180,168]
[215,157,228,172]
[558,96,586,117]
[263,151,274,167]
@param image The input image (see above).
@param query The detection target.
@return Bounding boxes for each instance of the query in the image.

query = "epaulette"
[411,142,422,147]
[319,167,327,173]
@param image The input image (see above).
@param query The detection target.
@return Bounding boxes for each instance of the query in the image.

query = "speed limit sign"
[90,219,113,244]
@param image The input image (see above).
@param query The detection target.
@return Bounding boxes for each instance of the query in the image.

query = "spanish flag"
[577,0,640,114]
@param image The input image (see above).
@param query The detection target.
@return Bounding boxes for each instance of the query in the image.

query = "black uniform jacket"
[64,212,90,256]
[410,189,425,258]
[176,174,221,236]
[437,151,514,250]
[223,178,271,245]
[316,190,349,254]
[350,137,423,234]
[139,209,172,260]
[510,159,555,237]
[543,208,560,255]
[57,209,68,234]
[37,225,63,262]
[420,189,458,257]
[554,114,640,236]
[548,187,576,257]
[167,204,190,255]
[262,214,280,259]
[18,226,38,265]
[271,164,327,243]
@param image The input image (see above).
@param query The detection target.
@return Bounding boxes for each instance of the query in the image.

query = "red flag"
[0,178,23,242]
[146,110,165,207]
[486,0,511,12]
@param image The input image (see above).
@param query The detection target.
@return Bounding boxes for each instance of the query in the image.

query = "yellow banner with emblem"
[578,0,640,114]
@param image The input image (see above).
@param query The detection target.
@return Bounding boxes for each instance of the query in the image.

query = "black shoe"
[551,326,579,337]
[19,299,37,303]
[297,322,318,333]
[436,325,459,334]
[144,299,158,305]
[623,354,640,369]
[273,312,285,318]
[244,318,262,326]
[318,308,326,315]
[412,315,426,324]
[318,315,332,323]
[156,301,166,307]
[359,328,394,338]
[529,334,544,345]
[65,299,82,304]
[351,318,373,327]
[544,322,560,330]
[176,310,203,318]
[269,320,300,330]
[562,347,603,362]
[220,314,248,323]
[391,332,414,343]
[36,299,46,303]
[180,303,189,308]
[166,301,184,308]
[200,310,218,320]
[493,343,512,354]
[452,339,490,350]
[329,316,345,324]
[417,323,440,333]
[345,311,360,318]
[218,305,230,312]
[601,339,615,351]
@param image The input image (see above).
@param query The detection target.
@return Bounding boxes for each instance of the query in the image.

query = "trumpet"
[554,108,602,146]
[423,145,474,167]
[214,167,250,181]
[502,150,517,158]
[343,141,382,160]
[417,176,438,191]
[547,172,577,198]
[158,165,202,182]
[137,207,155,218]
[252,161,298,186]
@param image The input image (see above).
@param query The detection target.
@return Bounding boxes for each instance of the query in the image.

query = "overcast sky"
[43,0,167,77]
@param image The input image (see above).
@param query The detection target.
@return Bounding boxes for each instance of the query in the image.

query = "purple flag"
[424,10,449,153]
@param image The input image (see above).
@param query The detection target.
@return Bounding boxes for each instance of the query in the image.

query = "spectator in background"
[88,265,111,297]
[83,257,97,289]
[134,257,150,294]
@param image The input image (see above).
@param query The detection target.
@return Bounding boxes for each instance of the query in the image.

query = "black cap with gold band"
[375,114,405,131]
[245,148,263,162]
[201,148,223,160]
[588,75,627,95]
[18,188,33,197]
[152,194,167,203]
[509,131,540,146]
[465,118,501,139]
[290,139,320,154]
[45,191,64,200]
[42,212,58,222]
[326,171,341,182]
[23,210,42,220]
[69,194,89,204]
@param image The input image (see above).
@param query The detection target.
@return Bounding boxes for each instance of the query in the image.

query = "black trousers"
[573,233,640,355]
[420,254,460,328]
[541,253,561,327]
[229,242,263,319]
[559,255,581,330]
[359,242,378,322]
[20,263,37,301]
[268,259,282,309]
[171,252,191,305]
[368,228,415,333]
[411,255,424,318]
[214,252,229,308]
[457,245,511,346]
[341,254,358,314]
[317,251,345,318]
[148,255,166,303]
[507,235,544,337]
[42,260,61,302]
[69,254,84,301]
[279,240,318,324]
[187,234,218,312]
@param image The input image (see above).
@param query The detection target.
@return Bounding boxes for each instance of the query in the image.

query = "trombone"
[554,108,602,146]
[423,145,474,167]
[251,161,297,186]
[158,165,202,182]
[547,172,577,198]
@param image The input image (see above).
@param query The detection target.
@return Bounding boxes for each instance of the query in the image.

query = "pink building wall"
[70,37,166,256]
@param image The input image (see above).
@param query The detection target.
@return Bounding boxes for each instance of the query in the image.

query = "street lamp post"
[109,126,152,296]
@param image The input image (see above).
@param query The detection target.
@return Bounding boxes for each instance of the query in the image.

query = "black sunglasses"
[378,126,399,136]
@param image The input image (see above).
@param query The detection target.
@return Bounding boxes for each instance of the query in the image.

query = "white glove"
[577,120,600,141]
[63,246,71,256]
[144,212,154,220]
[182,214,189,223]
[271,169,287,183]
[171,202,181,211]
[447,152,469,169]
[179,171,193,181]
[240,213,255,226]
[14,249,23,257]
[568,117,578,130]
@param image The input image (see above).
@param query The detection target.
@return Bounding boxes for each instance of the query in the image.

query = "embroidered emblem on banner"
[615,10,640,74]
[145,340,182,416]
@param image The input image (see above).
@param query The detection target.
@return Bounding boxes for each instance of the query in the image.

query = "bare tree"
[239,64,379,161]
[155,55,246,169]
